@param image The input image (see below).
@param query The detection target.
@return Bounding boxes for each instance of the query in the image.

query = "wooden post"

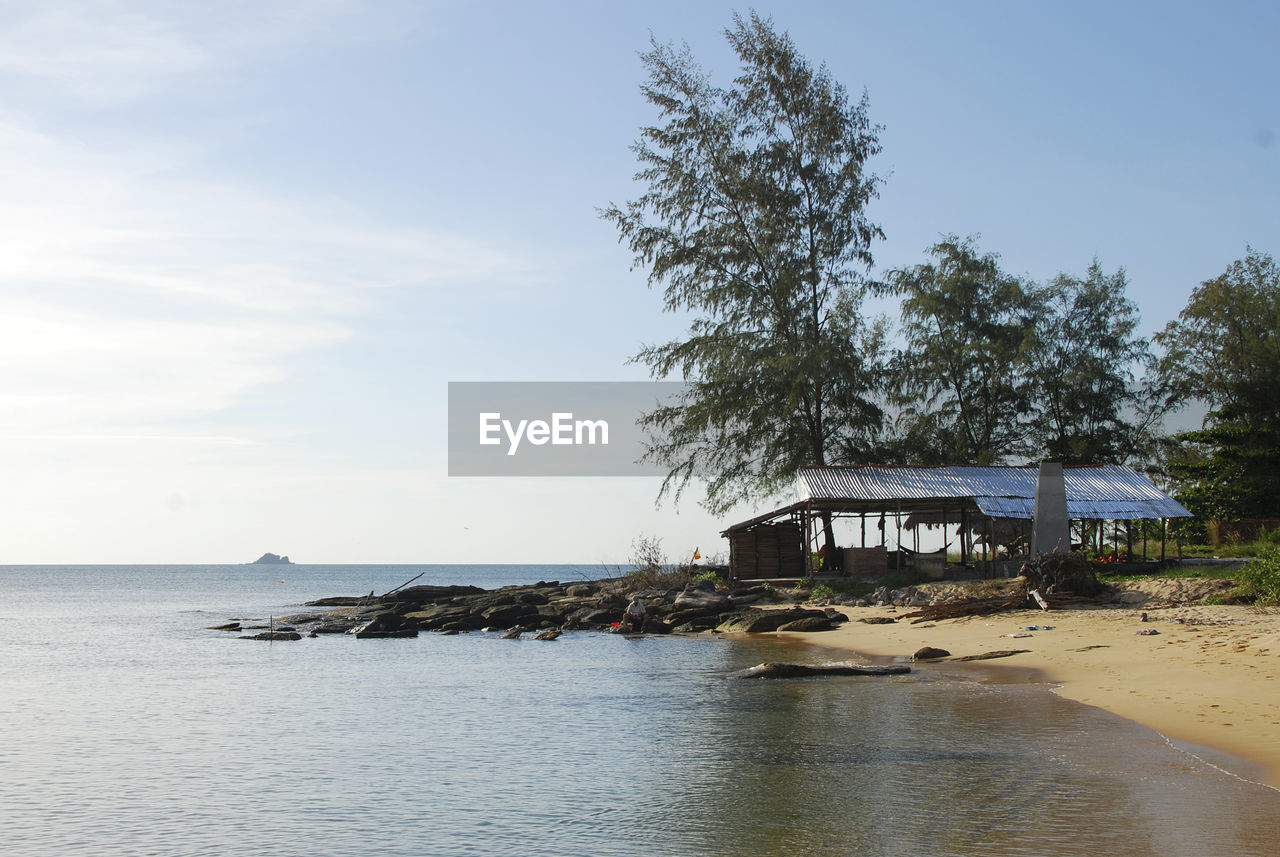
[942,504,949,566]
[896,501,903,572]
[1160,518,1167,561]
[802,504,813,578]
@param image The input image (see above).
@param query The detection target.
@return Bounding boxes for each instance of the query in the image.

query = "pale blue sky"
[1,1,1275,563]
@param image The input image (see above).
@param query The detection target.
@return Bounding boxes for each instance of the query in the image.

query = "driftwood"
[730,662,911,679]
[901,591,1029,624]
[951,649,1031,662]
[900,566,1109,624]
[1022,552,1105,598]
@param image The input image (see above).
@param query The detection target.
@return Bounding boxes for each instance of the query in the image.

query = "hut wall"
[730,522,804,579]
[843,546,888,579]
[1208,519,1280,547]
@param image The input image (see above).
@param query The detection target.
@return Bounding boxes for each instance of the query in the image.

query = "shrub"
[1234,546,1280,606]
[691,568,724,587]
[809,582,836,600]
[620,534,693,590]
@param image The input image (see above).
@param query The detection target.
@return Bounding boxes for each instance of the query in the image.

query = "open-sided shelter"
[722,464,1191,582]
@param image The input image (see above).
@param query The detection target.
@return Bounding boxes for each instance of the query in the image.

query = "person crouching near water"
[622,596,647,633]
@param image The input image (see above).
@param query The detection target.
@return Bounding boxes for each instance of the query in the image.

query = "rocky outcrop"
[242,630,302,641]
[912,646,951,661]
[225,577,849,642]
[716,606,833,633]
[252,553,292,565]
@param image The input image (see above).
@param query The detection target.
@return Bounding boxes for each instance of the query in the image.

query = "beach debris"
[1021,552,1106,598]
[1025,625,1054,631]
[859,616,897,624]
[1006,632,1034,638]
[1135,629,1160,635]
[912,646,951,661]
[1073,644,1110,651]
[902,592,1028,623]
[952,649,1031,662]
[729,662,911,679]
[1030,589,1051,611]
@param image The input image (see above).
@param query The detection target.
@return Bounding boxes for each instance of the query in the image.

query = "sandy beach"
[777,579,1280,788]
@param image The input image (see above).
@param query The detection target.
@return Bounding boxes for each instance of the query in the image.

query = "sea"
[3,564,1278,857]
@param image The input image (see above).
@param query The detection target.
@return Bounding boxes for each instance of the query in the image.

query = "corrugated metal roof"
[793,464,1190,520]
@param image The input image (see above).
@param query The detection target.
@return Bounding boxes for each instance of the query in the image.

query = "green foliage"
[1156,248,1280,519]
[602,12,888,513]
[1104,564,1239,583]
[886,236,1035,464]
[1026,261,1156,464]
[691,568,724,587]
[878,567,929,589]
[1234,546,1280,605]
[809,582,836,600]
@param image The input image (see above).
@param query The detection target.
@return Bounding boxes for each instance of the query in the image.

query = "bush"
[1234,546,1280,606]
[619,534,693,590]
[691,568,724,587]
[809,582,836,600]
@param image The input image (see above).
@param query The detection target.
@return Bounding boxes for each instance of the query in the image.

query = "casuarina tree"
[1156,248,1280,520]
[602,12,888,519]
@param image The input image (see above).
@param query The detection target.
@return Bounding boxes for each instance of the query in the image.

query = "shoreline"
[775,601,1280,788]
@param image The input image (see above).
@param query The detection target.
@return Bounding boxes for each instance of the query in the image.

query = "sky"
[1,0,1276,564]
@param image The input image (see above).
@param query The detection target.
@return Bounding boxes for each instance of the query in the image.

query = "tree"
[886,236,1035,465]
[1155,248,1280,519]
[1025,260,1156,465]
[602,12,887,516]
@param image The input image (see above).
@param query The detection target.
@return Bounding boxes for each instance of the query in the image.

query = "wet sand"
[778,599,1280,788]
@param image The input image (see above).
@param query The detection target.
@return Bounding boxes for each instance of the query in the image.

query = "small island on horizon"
[252,552,293,565]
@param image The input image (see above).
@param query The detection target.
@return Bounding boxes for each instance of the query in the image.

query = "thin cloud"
[0,0,383,105]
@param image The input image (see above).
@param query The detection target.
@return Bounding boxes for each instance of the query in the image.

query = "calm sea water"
[3,564,1278,857]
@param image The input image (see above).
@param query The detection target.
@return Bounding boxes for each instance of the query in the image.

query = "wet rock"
[912,646,950,661]
[242,631,302,641]
[718,607,832,633]
[858,616,897,625]
[533,629,562,641]
[207,622,241,631]
[388,584,486,604]
[304,596,368,607]
[673,582,731,612]
[499,628,522,639]
[777,616,833,632]
[671,616,722,633]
